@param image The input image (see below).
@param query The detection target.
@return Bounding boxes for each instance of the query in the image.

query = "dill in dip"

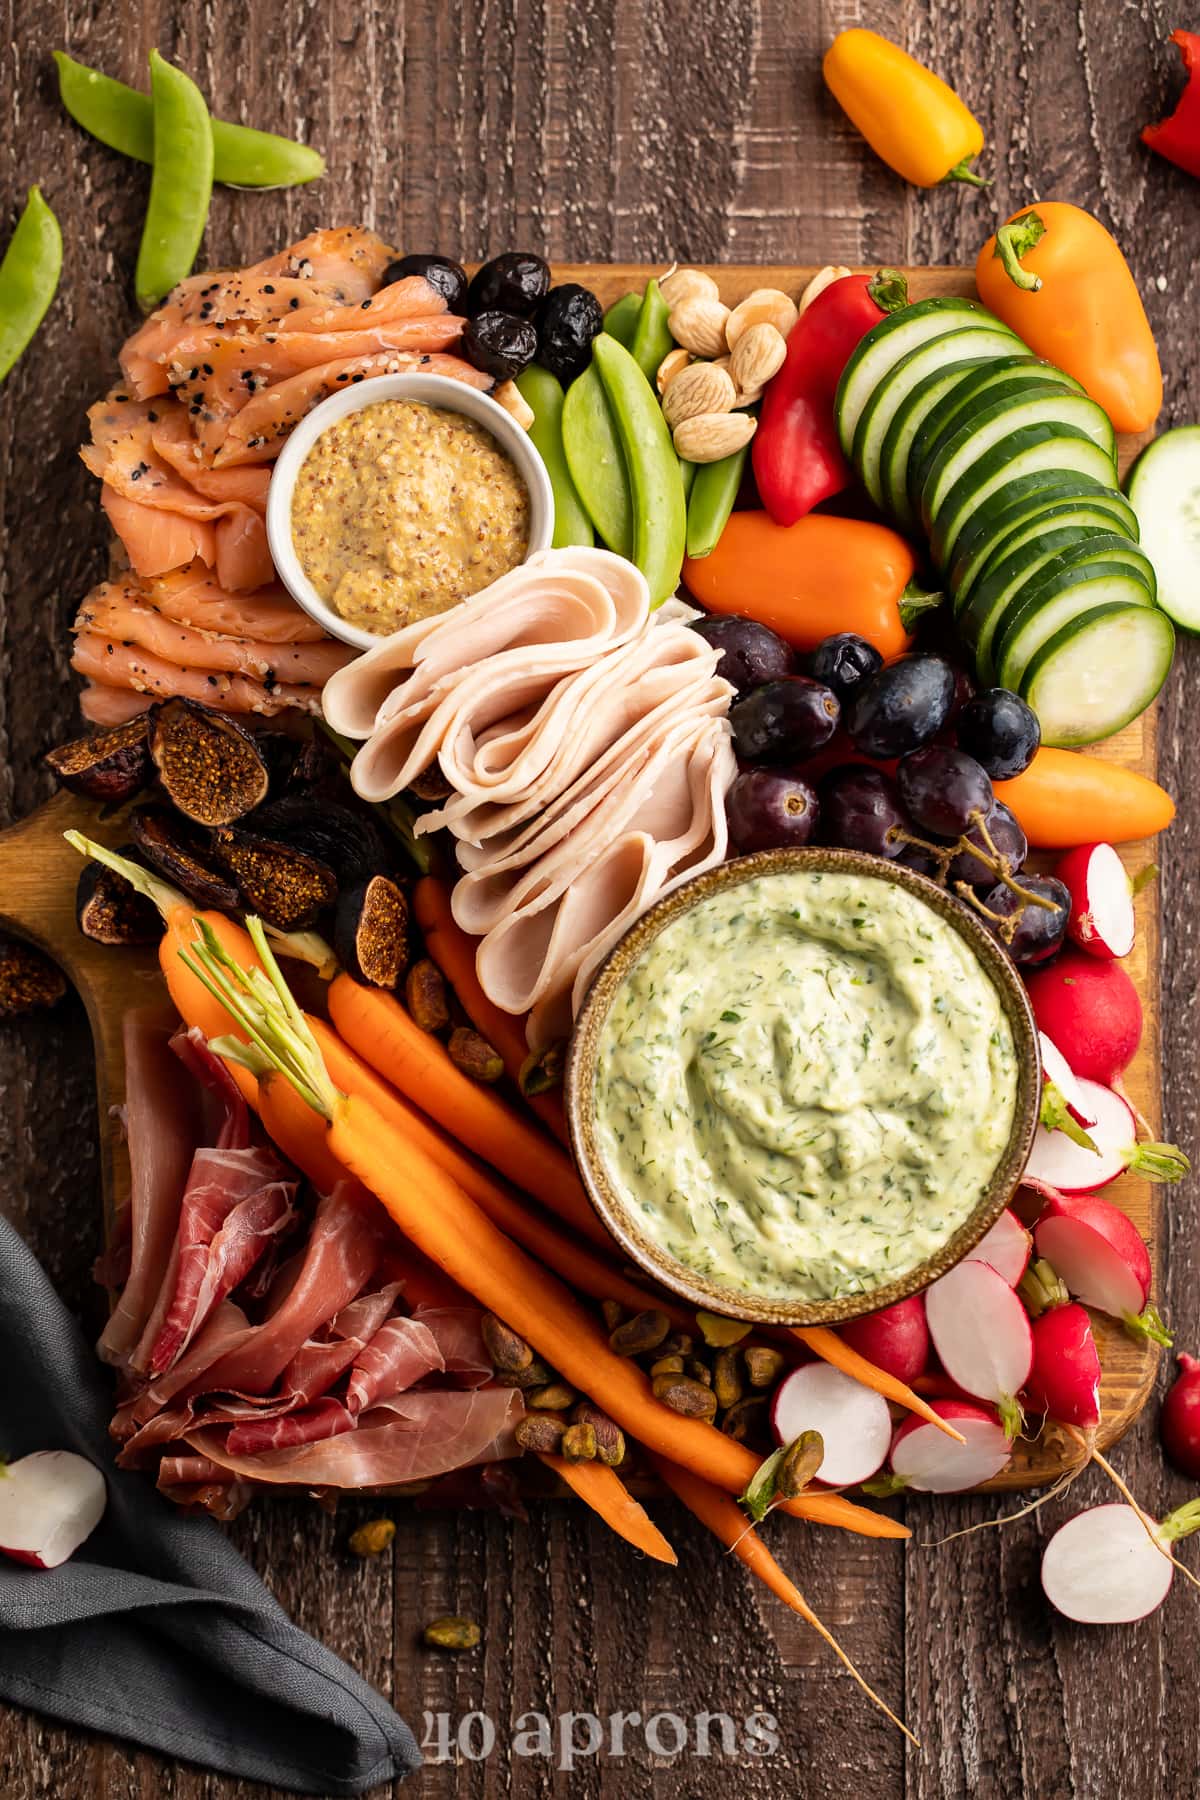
[592,868,1019,1304]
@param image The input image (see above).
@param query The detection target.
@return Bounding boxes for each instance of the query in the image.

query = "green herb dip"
[593,868,1019,1303]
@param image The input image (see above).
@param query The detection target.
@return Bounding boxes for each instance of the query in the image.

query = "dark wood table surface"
[2,3,1199,1795]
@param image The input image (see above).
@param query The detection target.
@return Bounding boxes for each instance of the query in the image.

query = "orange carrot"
[327,974,610,1250]
[795,1325,965,1442]
[308,1016,689,1326]
[329,1088,908,1539]
[414,875,570,1145]
[995,748,1175,848]
[538,1453,678,1564]
[257,1070,350,1193]
[649,1453,916,1743]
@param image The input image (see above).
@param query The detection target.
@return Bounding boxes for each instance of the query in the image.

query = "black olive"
[381,253,468,312]
[462,311,538,382]
[535,284,603,384]
[466,253,550,319]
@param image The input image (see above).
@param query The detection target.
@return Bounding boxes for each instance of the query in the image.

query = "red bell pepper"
[1142,30,1200,179]
[751,269,908,527]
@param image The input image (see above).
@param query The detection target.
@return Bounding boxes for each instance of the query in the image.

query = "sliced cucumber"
[1125,425,1200,634]
[907,360,1084,516]
[964,535,1154,682]
[993,552,1158,693]
[954,494,1139,610]
[852,327,1019,513]
[921,392,1117,538]
[929,424,1123,569]
[1021,603,1176,747]
[875,358,991,526]
[834,297,1017,458]
[948,475,1137,600]
[955,523,1127,631]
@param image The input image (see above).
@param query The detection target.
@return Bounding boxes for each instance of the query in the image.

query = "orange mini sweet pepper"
[974,202,1162,435]
[823,29,987,188]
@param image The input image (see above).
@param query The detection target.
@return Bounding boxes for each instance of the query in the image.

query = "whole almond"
[656,346,691,393]
[492,379,534,430]
[659,266,719,308]
[798,264,852,316]
[725,288,798,350]
[661,361,736,428]
[672,410,757,464]
[668,297,732,359]
[730,322,787,396]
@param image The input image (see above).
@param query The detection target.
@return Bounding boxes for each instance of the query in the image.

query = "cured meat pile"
[100,1011,521,1518]
[322,547,736,1047]
[71,226,492,724]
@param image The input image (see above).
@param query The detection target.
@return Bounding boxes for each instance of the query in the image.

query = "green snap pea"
[602,291,642,350]
[0,187,62,383]
[516,365,594,549]
[135,51,214,313]
[590,331,686,604]
[55,51,325,188]
[685,445,749,560]
[629,278,674,383]
[680,458,697,502]
[561,362,633,558]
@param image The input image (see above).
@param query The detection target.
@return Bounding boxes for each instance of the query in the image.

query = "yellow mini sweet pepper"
[823,29,987,188]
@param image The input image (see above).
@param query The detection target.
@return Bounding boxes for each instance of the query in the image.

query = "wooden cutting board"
[0,266,1164,1492]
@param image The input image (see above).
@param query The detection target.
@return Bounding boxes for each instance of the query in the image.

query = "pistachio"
[423,1615,481,1652]
[526,1381,577,1411]
[720,1396,769,1444]
[660,1331,695,1358]
[609,1309,671,1357]
[448,1025,505,1084]
[713,1346,745,1412]
[405,957,450,1033]
[778,1430,825,1498]
[515,1411,567,1454]
[571,1403,626,1467]
[495,1356,555,1390]
[561,1421,598,1462]
[696,1311,751,1349]
[730,321,787,395]
[687,1358,714,1387]
[659,266,719,309]
[492,378,534,430]
[348,1517,395,1557]
[743,1345,786,1390]
[651,1372,719,1421]
[671,410,757,465]
[661,360,736,428]
[797,264,853,317]
[656,346,691,393]
[649,1353,686,1379]
[725,287,798,349]
[409,764,454,802]
[519,1039,564,1096]
[601,1300,625,1335]
[667,296,732,360]
[481,1313,533,1373]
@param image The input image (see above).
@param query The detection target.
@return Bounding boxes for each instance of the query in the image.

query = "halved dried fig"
[211,826,337,930]
[76,856,165,947]
[44,717,152,805]
[148,698,269,827]
[333,874,409,988]
[249,794,385,883]
[0,937,67,1015]
[129,806,239,911]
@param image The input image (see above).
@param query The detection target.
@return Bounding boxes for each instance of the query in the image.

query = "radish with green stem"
[1034,1189,1173,1344]
[1025,951,1142,1087]
[1055,842,1136,959]
[867,1400,1013,1495]
[1039,1032,1098,1145]
[1025,1078,1188,1194]
[966,1208,1032,1286]
[0,1451,106,1569]
[837,1295,929,1385]
[1042,1500,1200,1624]
[924,1260,1032,1437]
[1160,1355,1200,1479]
[769,1362,892,1486]
[1022,1301,1102,1429]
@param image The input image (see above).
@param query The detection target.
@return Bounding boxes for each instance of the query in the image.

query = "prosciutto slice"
[345,1315,444,1413]
[224,1397,357,1456]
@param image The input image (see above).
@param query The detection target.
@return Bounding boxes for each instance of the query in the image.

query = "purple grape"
[897,744,994,838]
[819,765,907,860]
[947,801,1029,891]
[806,633,882,703]
[690,616,793,700]
[846,653,957,758]
[896,838,947,881]
[730,677,840,763]
[982,874,1070,964]
[727,769,820,853]
[956,687,1041,779]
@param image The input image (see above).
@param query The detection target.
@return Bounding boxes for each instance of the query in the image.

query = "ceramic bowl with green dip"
[566,847,1041,1327]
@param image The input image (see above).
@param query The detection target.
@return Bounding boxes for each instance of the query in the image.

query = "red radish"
[1055,842,1136,959]
[1160,1354,1200,1478]
[1025,952,1142,1086]
[883,1400,1013,1493]
[1022,1302,1102,1429]
[924,1260,1033,1437]
[1034,1190,1171,1345]
[1025,1078,1189,1194]
[837,1295,929,1385]
[1041,1500,1200,1623]
[770,1361,892,1486]
[0,1451,106,1569]
[1039,1031,1099,1136]
[965,1209,1032,1286]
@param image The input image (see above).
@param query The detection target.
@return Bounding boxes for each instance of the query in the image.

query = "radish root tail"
[920,1453,1088,1547]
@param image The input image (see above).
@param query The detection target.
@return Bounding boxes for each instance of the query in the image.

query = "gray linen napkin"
[0,1215,422,1794]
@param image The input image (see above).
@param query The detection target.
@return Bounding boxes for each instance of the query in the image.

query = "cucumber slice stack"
[834,296,1175,747]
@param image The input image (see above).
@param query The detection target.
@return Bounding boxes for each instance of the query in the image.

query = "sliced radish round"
[1039,1032,1099,1128]
[0,1450,107,1570]
[924,1260,1033,1435]
[1023,1301,1102,1429]
[1034,1191,1150,1320]
[966,1209,1032,1286]
[1056,842,1136,960]
[1025,1079,1137,1191]
[837,1295,929,1385]
[889,1400,1013,1493]
[770,1361,892,1486]
[1041,1504,1173,1623]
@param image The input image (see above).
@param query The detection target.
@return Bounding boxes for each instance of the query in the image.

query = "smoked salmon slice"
[72,631,324,716]
[76,586,355,685]
[146,566,327,644]
[79,684,153,725]
[102,488,216,579]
